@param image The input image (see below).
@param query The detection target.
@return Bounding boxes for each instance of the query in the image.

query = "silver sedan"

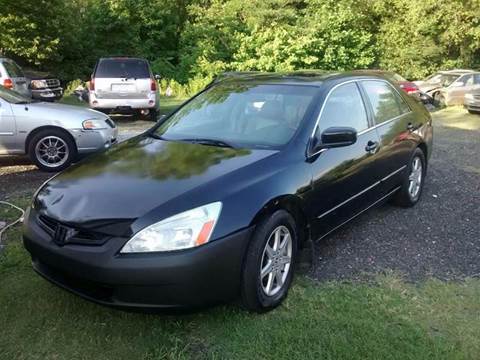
[0,85,117,172]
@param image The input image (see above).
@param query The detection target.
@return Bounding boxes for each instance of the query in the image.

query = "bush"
[64,79,86,96]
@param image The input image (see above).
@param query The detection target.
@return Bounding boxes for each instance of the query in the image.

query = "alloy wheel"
[408,156,423,199]
[35,136,69,168]
[260,225,292,297]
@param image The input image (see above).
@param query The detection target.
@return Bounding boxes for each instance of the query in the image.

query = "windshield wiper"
[178,138,237,149]
[147,133,166,140]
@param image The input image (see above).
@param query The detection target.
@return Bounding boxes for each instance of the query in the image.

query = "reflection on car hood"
[35,136,276,231]
[21,102,107,121]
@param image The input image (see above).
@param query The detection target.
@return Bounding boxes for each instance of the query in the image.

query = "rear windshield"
[95,59,150,78]
[2,61,24,77]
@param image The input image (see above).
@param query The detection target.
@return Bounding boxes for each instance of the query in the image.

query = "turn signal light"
[89,78,95,91]
[151,78,157,91]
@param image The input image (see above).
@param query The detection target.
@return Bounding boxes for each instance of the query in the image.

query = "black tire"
[467,109,480,115]
[240,210,298,313]
[28,129,77,172]
[149,109,159,122]
[392,148,426,207]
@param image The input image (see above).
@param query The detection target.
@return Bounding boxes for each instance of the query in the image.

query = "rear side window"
[2,61,24,77]
[362,81,409,124]
[95,59,150,78]
[318,82,368,133]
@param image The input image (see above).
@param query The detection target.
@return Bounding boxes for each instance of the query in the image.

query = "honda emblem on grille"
[53,225,75,246]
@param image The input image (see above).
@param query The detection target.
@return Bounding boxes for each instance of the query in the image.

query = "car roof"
[214,70,394,87]
[99,57,148,61]
[438,69,476,75]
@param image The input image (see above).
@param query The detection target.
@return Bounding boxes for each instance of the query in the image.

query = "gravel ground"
[312,107,480,281]
[1,108,479,282]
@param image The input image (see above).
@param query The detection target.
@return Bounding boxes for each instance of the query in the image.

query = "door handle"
[365,140,379,153]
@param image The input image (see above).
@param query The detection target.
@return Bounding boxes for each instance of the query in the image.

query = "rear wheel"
[467,109,480,115]
[28,129,77,172]
[392,148,426,207]
[241,210,297,312]
[149,109,159,122]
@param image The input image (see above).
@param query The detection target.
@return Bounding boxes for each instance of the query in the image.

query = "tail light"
[3,78,13,89]
[150,78,157,91]
[89,78,95,91]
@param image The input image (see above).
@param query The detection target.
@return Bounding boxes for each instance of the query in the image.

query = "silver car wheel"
[260,225,292,297]
[35,136,69,168]
[408,156,423,199]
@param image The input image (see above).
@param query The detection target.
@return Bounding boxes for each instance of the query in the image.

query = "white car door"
[0,97,17,154]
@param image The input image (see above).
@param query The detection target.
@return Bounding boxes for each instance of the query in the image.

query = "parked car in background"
[23,71,432,312]
[464,89,480,114]
[0,85,117,172]
[415,70,480,106]
[89,57,160,121]
[357,70,430,104]
[25,70,64,102]
[0,58,31,97]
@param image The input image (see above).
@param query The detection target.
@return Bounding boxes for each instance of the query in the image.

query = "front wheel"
[28,129,77,172]
[392,148,426,207]
[241,210,297,313]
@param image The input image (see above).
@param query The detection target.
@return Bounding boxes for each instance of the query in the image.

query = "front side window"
[317,82,368,134]
[154,83,318,149]
[362,81,407,124]
[457,75,473,86]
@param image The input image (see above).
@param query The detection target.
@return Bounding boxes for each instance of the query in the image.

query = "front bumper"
[69,126,118,154]
[23,207,253,309]
[32,87,63,101]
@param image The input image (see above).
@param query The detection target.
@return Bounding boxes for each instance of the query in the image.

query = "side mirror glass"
[154,74,161,80]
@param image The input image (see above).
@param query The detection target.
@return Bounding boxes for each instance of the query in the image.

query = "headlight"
[31,80,47,89]
[83,119,107,130]
[121,202,222,253]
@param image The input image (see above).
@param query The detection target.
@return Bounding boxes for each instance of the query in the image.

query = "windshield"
[425,73,459,87]
[154,83,318,149]
[95,58,150,78]
[0,85,33,104]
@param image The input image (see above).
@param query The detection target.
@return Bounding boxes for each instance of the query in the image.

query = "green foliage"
[1,0,479,83]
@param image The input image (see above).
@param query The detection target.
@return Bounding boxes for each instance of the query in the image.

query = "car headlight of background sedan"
[82,119,107,130]
[121,202,222,253]
[31,80,48,89]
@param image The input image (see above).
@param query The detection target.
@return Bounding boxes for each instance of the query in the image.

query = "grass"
[1,197,479,359]
[58,95,185,117]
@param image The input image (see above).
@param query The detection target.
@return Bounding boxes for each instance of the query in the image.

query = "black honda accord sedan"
[23,71,433,312]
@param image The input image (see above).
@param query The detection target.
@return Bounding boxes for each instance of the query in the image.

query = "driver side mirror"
[154,74,161,80]
[310,126,357,155]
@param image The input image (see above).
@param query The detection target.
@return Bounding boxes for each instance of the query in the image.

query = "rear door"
[93,58,151,99]
[2,60,30,97]
[360,80,416,193]
[308,81,383,238]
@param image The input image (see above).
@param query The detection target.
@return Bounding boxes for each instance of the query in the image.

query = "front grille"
[45,78,61,88]
[38,215,109,246]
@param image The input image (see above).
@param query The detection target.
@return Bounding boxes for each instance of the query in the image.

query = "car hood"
[34,136,276,234]
[416,83,442,94]
[21,102,107,121]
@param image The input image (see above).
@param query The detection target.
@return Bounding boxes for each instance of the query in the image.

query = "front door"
[307,82,382,239]
[0,98,16,154]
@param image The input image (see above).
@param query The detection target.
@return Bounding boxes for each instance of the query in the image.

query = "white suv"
[89,57,160,121]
